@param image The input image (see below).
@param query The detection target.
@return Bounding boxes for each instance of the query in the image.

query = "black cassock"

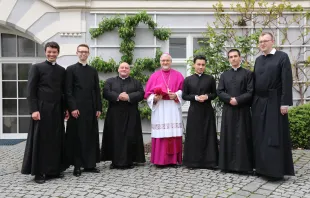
[21,60,66,176]
[101,76,145,167]
[182,74,218,168]
[252,50,294,178]
[217,67,253,172]
[65,63,102,169]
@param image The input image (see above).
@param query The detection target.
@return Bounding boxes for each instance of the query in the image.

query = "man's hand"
[280,106,288,115]
[32,111,40,120]
[230,97,238,106]
[65,110,70,120]
[154,94,162,103]
[199,94,208,101]
[71,109,80,118]
[119,92,129,101]
[168,92,177,100]
[96,111,101,118]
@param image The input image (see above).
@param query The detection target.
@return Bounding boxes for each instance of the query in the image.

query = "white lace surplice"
[147,90,184,138]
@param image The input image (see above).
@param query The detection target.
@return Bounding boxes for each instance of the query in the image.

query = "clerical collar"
[119,75,129,80]
[263,48,276,56]
[195,73,203,77]
[231,66,241,71]
[46,60,56,65]
[269,48,276,54]
[78,62,87,66]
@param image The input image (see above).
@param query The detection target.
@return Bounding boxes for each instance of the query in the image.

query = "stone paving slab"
[0,143,310,197]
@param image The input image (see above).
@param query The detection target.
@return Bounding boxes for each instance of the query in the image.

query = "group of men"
[21,32,294,184]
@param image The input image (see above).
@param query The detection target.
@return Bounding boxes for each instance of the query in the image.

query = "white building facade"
[0,0,309,140]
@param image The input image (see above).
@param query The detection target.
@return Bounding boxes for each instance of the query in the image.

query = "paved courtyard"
[0,142,310,198]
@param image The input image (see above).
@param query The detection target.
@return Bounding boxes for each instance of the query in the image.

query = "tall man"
[65,44,102,176]
[101,62,145,169]
[144,53,184,166]
[21,42,67,184]
[252,32,294,180]
[182,55,218,169]
[217,49,253,173]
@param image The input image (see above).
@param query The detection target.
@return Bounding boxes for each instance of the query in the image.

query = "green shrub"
[289,103,310,149]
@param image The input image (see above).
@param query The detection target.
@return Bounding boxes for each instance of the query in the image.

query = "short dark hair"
[45,41,60,53]
[227,49,241,58]
[194,55,206,63]
[77,44,89,51]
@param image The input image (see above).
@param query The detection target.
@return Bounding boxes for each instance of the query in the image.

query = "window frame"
[0,32,45,139]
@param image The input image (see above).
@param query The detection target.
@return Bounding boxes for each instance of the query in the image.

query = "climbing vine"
[89,11,171,119]
[90,11,170,65]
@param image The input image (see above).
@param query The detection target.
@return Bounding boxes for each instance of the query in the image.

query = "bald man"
[101,62,146,169]
[144,53,185,167]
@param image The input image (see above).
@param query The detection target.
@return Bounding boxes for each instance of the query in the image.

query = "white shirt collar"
[47,60,56,65]
[79,62,87,66]
[269,48,276,55]
[231,65,241,71]
[119,75,129,80]
[263,48,276,56]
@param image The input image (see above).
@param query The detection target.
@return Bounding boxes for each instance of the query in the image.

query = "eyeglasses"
[259,40,272,44]
[160,60,171,63]
[77,51,89,54]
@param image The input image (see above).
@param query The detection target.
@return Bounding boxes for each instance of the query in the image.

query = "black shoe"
[267,176,284,181]
[73,167,81,177]
[58,172,64,178]
[46,172,64,179]
[83,167,100,173]
[187,167,197,170]
[34,174,45,184]
[122,165,134,169]
[155,165,167,169]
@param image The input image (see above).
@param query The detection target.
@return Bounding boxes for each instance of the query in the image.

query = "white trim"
[186,35,193,77]
[90,45,161,48]
[153,13,157,57]
[2,80,27,82]
[90,11,310,15]
[16,65,19,134]
[293,98,310,100]
[3,115,30,118]
[0,58,44,64]
[94,13,97,57]
[89,25,310,30]
[1,133,27,139]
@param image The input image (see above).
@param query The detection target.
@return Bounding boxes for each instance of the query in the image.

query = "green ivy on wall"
[89,11,171,119]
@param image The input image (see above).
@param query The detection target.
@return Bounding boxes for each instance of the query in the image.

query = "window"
[169,38,186,58]
[2,63,32,134]
[193,38,209,55]
[1,33,45,58]
[0,33,44,136]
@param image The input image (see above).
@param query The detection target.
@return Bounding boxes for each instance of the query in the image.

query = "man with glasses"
[144,53,184,167]
[65,44,102,176]
[252,32,294,180]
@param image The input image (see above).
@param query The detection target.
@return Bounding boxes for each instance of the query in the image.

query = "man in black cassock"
[65,44,102,177]
[21,42,68,184]
[101,62,145,169]
[252,32,294,180]
[182,55,218,169]
[217,49,253,173]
